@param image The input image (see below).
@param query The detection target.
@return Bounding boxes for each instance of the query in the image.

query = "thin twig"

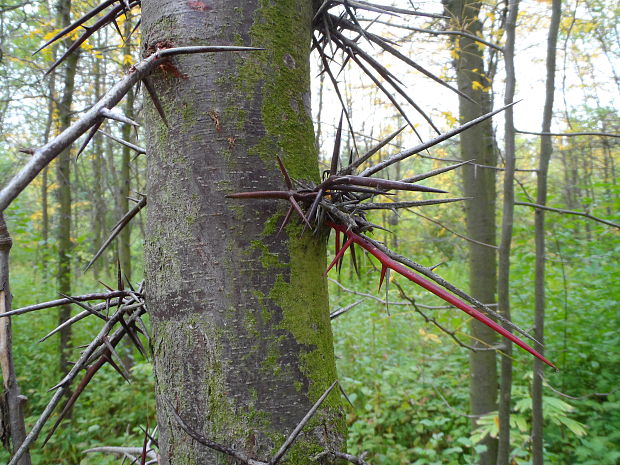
[515,202,619,228]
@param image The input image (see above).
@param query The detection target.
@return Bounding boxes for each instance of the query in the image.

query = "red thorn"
[325,237,353,276]
[379,265,388,291]
[335,230,341,257]
[326,222,557,370]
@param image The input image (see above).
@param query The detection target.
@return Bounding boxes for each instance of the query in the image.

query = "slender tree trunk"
[497,1,519,464]
[91,49,104,279]
[142,2,344,464]
[55,0,80,377]
[532,1,561,464]
[119,18,135,282]
[0,215,31,465]
[444,0,498,463]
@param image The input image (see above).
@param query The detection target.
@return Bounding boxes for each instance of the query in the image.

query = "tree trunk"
[55,0,80,377]
[0,214,31,465]
[142,2,344,464]
[497,1,519,464]
[444,0,498,463]
[532,0,562,463]
[119,18,135,282]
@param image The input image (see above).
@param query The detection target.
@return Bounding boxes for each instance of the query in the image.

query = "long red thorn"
[325,236,353,276]
[378,265,388,291]
[326,222,557,370]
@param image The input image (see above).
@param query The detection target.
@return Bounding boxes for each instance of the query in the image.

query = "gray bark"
[142,1,344,464]
[55,0,80,378]
[444,0,498,463]
[532,0,562,463]
[0,214,31,465]
[497,1,519,463]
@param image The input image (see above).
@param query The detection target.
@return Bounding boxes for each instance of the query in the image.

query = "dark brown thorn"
[127,18,141,43]
[103,352,131,384]
[345,0,447,19]
[112,17,123,39]
[403,160,472,183]
[45,4,124,76]
[326,175,448,193]
[351,198,470,210]
[117,316,146,358]
[330,112,344,176]
[43,356,107,446]
[349,242,360,278]
[288,196,312,229]
[276,155,292,189]
[117,257,124,291]
[306,188,324,224]
[76,120,103,160]
[85,196,146,272]
[330,185,395,195]
[277,205,294,237]
[57,293,108,322]
[342,125,406,175]
[141,77,168,127]
[32,0,117,55]
[269,381,338,464]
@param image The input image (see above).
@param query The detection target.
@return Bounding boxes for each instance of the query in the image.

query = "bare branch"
[406,209,499,249]
[515,202,619,228]
[360,19,504,52]
[0,291,134,318]
[516,129,620,138]
[0,46,261,213]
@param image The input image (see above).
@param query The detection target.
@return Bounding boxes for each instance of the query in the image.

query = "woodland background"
[0,0,618,464]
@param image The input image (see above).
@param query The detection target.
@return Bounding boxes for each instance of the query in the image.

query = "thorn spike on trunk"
[288,196,312,229]
[330,112,344,175]
[277,205,294,236]
[142,77,169,127]
[325,237,353,276]
[276,156,293,189]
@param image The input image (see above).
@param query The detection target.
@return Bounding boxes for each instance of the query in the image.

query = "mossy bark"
[142,1,345,463]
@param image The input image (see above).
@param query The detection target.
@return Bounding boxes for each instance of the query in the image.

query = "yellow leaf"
[123,54,134,65]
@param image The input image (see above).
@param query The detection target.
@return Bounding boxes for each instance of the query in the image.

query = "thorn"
[378,265,388,290]
[276,155,293,189]
[277,205,294,237]
[142,77,169,127]
[325,237,353,275]
[330,112,344,176]
[288,196,312,229]
[76,120,103,159]
[99,107,140,127]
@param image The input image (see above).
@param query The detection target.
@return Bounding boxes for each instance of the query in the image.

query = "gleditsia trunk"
[142,2,345,464]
